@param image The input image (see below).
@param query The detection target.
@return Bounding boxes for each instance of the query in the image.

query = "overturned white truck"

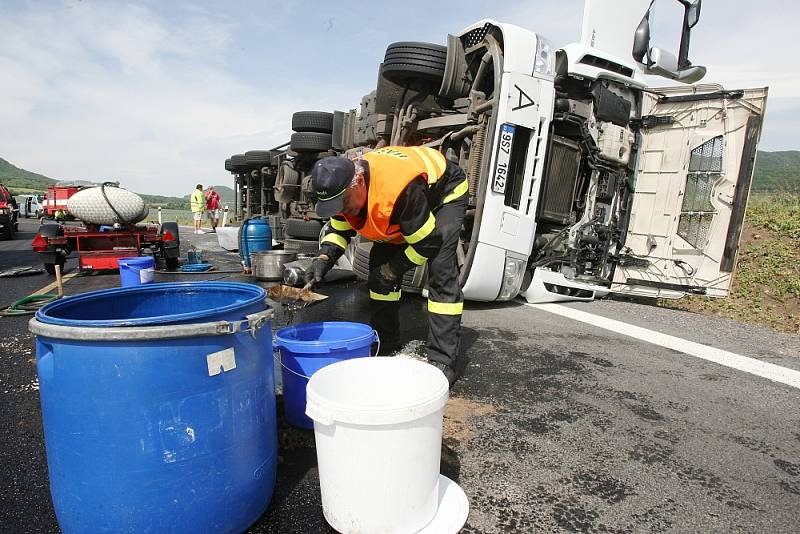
[231,0,767,303]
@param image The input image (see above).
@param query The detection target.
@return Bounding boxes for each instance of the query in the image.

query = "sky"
[1,0,797,196]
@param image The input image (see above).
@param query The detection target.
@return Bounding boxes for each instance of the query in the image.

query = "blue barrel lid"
[36,282,266,328]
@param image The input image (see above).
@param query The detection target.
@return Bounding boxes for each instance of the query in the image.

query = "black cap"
[312,157,355,218]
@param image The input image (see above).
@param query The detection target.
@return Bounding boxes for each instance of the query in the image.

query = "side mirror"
[646,46,707,83]
[633,0,705,83]
[686,0,701,28]
[632,9,651,64]
[677,0,702,68]
[649,47,679,73]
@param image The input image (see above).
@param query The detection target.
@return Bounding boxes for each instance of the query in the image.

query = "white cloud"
[0,2,301,196]
[0,0,796,198]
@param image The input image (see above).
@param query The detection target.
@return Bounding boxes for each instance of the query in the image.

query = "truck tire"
[352,240,425,293]
[283,237,320,255]
[284,218,324,240]
[292,111,334,134]
[290,132,332,152]
[224,158,233,172]
[382,42,447,87]
[245,150,279,167]
[2,218,14,240]
[276,163,300,203]
[230,154,248,173]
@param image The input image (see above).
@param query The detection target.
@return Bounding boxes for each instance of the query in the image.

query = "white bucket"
[306,357,450,533]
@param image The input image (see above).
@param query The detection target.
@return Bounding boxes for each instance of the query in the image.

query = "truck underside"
[226,12,768,304]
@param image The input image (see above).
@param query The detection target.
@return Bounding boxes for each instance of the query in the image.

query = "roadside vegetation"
[660,192,800,334]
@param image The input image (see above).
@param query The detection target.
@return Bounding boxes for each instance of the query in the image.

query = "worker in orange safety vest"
[306,146,469,386]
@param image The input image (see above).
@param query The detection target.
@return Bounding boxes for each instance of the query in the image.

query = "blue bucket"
[118,256,155,287]
[30,282,278,533]
[275,322,378,429]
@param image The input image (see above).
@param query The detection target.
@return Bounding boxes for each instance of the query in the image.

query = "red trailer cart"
[32,221,180,274]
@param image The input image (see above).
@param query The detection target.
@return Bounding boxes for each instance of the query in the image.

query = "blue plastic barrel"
[118,256,155,287]
[239,218,272,268]
[29,282,278,534]
[275,322,377,429]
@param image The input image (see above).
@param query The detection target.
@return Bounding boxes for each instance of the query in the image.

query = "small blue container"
[187,249,204,264]
[275,322,377,429]
[30,282,278,533]
[118,256,155,287]
[239,218,272,268]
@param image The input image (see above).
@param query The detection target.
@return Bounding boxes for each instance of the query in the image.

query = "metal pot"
[250,250,297,280]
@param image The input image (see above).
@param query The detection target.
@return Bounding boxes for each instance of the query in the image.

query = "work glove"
[304,254,333,288]
[368,263,399,295]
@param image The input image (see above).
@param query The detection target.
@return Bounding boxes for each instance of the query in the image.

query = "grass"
[659,192,800,334]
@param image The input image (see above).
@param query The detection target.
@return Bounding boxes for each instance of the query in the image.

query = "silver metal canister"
[250,251,298,280]
[282,256,315,286]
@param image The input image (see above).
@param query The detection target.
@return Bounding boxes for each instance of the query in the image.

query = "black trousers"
[369,196,467,367]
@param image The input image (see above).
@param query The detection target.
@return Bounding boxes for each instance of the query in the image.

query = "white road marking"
[526,303,800,390]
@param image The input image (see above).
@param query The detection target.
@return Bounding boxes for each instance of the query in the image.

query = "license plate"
[492,124,515,194]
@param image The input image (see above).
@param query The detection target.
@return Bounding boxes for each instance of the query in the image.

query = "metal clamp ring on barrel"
[273,330,381,380]
[28,308,275,341]
[221,309,274,338]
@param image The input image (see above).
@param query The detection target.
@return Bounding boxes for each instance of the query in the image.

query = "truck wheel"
[3,221,13,240]
[292,111,334,133]
[230,153,248,173]
[382,42,447,88]
[276,163,300,204]
[165,257,180,271]
[284,238,320,255]
[44,256,66,275]
[245,150,279,167]
[284,218,324,240]
[290,132,332,152]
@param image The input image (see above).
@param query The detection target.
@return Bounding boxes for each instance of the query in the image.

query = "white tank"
[67,185,149,225]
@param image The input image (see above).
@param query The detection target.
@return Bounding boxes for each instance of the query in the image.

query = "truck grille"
[537,136,581,225]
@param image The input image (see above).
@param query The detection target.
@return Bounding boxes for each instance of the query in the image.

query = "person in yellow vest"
[190,184,205,234]
[307,146,469,386]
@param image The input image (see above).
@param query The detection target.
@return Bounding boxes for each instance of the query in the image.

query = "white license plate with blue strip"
[492,124,515,194]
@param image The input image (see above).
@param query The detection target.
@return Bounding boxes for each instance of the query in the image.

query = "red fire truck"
[44,182,83,219]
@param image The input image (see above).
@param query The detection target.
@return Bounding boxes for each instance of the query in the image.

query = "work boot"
[428,360,457,388]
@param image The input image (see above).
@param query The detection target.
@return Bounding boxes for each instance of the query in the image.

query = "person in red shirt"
[204,185,221,232]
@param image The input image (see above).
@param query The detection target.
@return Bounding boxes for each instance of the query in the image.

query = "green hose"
[0,293,59,317]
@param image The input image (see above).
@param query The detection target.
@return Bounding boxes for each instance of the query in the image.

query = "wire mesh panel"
[678,136,723,249]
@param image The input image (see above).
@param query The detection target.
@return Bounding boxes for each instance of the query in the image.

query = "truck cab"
[227,0,768,303]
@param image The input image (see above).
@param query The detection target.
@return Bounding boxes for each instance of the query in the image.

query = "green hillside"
[0,156,207,209]
[215,185,235,204]
[753,151,800,193]
[181,185,235,205]
[0,157,57,193]
[2,151,798,199]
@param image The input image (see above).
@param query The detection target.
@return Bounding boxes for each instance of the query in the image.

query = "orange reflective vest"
[343,146,447,244]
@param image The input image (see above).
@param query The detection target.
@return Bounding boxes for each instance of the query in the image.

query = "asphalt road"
[1,218,799,533]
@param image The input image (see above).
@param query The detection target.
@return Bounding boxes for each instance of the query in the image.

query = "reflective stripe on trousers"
[367,195,466,366]
[424,197,466,366]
